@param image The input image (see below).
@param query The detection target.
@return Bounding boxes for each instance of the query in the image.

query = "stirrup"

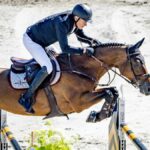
[18,94,35,114]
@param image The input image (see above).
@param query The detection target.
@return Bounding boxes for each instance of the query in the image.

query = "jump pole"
[0,110,8,150]
[0,109,22,150]
[109,85,148,150]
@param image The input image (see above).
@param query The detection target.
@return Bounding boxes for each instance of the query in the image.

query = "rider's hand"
[84,47,94,57]
[91,39,101,46]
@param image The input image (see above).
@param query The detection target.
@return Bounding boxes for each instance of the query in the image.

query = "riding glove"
[91,39,101,46]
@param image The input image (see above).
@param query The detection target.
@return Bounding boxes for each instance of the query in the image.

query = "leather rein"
[66,46,149,88]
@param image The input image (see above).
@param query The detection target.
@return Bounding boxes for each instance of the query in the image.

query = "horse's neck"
[93,46,127,80]
[57,54,101,81]
[62,54,110,82]
[95,46,127,67]
[57,46,127,82]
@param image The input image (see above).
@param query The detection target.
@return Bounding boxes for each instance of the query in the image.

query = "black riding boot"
[18,66,48,114]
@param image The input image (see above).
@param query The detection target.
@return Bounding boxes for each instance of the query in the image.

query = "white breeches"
[23,33,53,74]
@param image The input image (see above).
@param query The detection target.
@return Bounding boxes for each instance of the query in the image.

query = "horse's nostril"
[139,83,150,95]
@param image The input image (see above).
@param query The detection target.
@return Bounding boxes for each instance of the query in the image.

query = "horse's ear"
[128,38,145,53]
[134,38,145,49]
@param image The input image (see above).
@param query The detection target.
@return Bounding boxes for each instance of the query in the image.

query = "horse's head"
[116,38,150,95]
[94,38,150,95]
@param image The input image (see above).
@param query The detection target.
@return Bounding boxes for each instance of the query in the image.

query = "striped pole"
[109,85,148,150]
[0,110,22,150]
[0,110,8,150]
[2,125,22,150]
[121,123,148,150]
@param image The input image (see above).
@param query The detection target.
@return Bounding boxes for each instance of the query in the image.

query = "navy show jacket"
[26,11,93,55]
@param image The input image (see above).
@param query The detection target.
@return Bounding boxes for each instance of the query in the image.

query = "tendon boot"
[18,66,49,114]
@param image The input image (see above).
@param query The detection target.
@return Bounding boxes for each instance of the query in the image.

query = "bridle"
[125,47,146,86]
[91,45,150,88]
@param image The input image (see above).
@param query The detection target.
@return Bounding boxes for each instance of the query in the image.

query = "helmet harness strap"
[74,17,80,28]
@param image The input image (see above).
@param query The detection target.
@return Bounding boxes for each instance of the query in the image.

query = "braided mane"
[93,43,125,49]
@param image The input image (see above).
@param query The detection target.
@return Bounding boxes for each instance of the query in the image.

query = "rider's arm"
[74,29,93,45]
[55,18,84,55]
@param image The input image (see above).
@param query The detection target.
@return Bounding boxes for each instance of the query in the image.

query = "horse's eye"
[133,58,143,64]
[136,59,141,63]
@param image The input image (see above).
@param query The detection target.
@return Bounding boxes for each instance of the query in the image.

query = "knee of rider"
[45,45,56,53]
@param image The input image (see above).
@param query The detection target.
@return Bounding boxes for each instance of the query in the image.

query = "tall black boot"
[19,66,49,114]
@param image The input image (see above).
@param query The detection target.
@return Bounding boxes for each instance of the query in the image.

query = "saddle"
[10,56,61,89]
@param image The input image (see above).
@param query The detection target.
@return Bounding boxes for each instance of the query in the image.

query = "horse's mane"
[93,42,125,49]
[57,42,126,66]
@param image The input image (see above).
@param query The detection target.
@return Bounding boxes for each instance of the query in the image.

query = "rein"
[91,44,150,88]
[64,53,137,88]
[60,54,122,88]
[91,55,137,88]
[78,40,139,87]
[59,43,149,88]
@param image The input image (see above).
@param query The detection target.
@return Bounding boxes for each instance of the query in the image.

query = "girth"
[43,86,66,119]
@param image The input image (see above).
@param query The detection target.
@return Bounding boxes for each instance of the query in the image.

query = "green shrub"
[28,129,71,150]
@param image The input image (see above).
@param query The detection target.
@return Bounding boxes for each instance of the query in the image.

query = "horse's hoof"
[86,110,97,123]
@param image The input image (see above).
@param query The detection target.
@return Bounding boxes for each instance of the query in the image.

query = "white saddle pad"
[10,58,61,89]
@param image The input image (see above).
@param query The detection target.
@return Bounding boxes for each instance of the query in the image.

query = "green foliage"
[28,127,71,150]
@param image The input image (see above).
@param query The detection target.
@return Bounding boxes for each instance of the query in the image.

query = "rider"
[19,3,101,114]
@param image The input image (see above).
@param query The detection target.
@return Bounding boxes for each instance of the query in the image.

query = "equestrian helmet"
[72,4,92,22]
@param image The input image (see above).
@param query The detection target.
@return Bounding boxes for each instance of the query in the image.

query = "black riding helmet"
[72,4,92,23]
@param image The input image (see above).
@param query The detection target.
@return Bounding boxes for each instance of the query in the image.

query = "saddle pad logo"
[10,71,29,89]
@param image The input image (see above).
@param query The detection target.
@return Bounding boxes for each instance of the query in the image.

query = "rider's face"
[75,18,87,29]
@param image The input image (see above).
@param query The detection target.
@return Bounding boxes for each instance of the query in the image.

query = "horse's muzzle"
[139,81,150,95]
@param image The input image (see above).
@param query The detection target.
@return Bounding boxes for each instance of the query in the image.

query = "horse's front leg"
[86,87,119,123]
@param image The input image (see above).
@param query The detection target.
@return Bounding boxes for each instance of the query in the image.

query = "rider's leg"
[19,33,52,113]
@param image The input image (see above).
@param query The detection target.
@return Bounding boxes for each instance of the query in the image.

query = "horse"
[0,38,150,122]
